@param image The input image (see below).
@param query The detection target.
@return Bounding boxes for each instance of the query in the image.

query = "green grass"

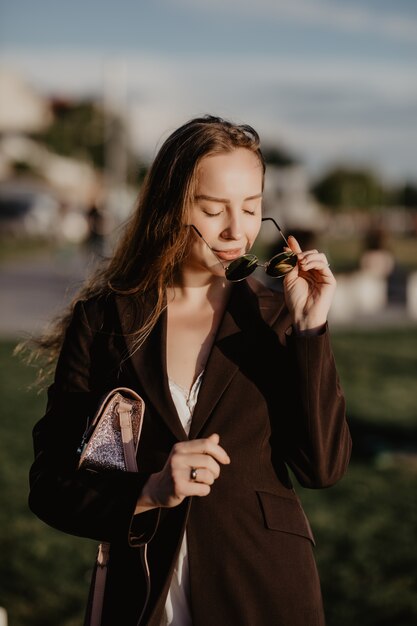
[318,235,363,273]
[331,327,417,428]
[299,462,417,626]
[316,235,417,272]
[0,237,58,264]
[3,232,417,279]
[256,232,417,274]
[318,234,417,274]
[1,328,417,625]
[0,342,95,626]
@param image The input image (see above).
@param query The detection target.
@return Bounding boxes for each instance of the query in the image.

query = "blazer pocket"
[256,491,316,545]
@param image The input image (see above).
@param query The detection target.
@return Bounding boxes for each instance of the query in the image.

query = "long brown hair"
[20,115,265,385]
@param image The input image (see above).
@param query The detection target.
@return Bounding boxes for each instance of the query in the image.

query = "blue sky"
[1,0,417,181]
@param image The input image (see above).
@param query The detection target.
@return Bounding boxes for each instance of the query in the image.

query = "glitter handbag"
[78,387,145,626]
[78,386,145,473]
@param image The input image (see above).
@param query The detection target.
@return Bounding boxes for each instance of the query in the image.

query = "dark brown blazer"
[29,277,351,626]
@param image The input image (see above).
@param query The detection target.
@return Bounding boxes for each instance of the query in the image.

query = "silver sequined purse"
[78,387,145,473]
[77,387,146,626]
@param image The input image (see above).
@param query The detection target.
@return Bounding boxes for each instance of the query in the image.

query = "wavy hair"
[20,115,265,386]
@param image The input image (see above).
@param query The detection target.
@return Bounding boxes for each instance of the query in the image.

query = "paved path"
[1,250,415,340]
[0,249,89,339]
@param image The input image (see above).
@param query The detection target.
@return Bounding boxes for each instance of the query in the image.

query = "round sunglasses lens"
[225,254,258,281]
[266,252,297,277]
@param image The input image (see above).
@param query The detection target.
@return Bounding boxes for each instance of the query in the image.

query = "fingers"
[184,480,212,498]
[188,453,223,478]
[171,437,230,483]
[144,434,231,509]
[174,435,231,466]
[170,452,221,488]
[285,239,332,276]
[297,251,333,276]
[188,467,217,486]
[287,235,302,254]
[167,434,230,498]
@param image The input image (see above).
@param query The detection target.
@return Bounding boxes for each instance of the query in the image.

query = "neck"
[167,268,232,306]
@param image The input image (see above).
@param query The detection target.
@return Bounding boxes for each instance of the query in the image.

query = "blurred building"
[264,164,326,230]
[0,68,99,241]
[0,67,52,136]
[259,163,326,254]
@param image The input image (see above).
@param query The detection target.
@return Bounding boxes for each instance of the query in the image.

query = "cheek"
[247,219,262,246]
[188,217,217,243]
[189,237,211,263]
[187,207,203,229]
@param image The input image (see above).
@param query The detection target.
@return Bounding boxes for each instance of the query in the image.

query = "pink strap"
[118,401,138,472]
[89,401,138,624]
[89,543,110,626]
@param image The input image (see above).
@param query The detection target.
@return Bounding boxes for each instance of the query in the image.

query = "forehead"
[196,149,263,196]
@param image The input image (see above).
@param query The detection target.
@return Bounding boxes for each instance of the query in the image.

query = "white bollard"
[329,271,387,324]
[329,274,355,323]
[0,607,8,626]
[351,272,387,314]
[407,271,417,320]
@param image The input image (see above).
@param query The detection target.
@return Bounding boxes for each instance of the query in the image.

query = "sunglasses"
[189,217,297,282]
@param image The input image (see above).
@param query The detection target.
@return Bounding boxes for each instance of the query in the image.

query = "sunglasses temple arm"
[261,217,291,248]
[187,224,227,267]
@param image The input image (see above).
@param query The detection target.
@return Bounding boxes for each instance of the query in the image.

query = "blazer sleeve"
[277,324,351,489]
[28,300,159,546]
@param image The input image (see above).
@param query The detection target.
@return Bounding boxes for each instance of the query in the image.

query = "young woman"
[29,115,351,626]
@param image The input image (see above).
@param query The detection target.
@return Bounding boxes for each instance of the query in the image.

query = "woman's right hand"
[134,433,230,514]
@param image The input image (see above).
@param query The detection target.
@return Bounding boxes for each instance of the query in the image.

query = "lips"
[212,248,243,262]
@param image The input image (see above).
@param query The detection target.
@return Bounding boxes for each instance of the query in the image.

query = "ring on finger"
[190,467,198,481]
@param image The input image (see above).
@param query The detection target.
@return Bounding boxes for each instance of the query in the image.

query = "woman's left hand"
[283,235,336,334]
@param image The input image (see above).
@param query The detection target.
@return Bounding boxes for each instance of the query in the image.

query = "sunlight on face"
[186,148,264,277]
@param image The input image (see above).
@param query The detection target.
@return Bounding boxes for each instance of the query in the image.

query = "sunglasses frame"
[189,217,297,282]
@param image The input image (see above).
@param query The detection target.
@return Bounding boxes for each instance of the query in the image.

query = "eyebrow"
[194,193,263,203]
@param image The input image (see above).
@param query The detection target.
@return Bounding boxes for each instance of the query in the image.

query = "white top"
[160,370,204,626]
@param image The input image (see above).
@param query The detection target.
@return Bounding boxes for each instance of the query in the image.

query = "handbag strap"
[90,543,110,626]
[117,401,138,473]
[89,398,139,625]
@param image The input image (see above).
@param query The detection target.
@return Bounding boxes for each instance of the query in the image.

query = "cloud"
[2,48,416,180]
[173,0,417,44]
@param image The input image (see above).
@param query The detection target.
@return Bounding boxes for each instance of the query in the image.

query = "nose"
[220,213,243,241]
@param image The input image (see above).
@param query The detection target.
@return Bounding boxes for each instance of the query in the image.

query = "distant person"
[28,115,351,626]
[84,202,105,258]
[360,226,394,279]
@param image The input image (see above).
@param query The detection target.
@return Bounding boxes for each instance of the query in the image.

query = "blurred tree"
[9,159,44,180]
[34,98,146,187]
[396,182,417,208]
[262,145,299,167]
[127,161,149,187]
[35,98,109,169]
[312,167,386,211]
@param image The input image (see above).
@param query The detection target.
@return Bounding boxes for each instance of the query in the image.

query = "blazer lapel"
[115,279,287,443]
[188,292,241,439]
[189,278,286,439]
[115,293,188,442]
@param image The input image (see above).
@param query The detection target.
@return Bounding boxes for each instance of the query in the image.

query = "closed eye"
[203,210,223,217]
